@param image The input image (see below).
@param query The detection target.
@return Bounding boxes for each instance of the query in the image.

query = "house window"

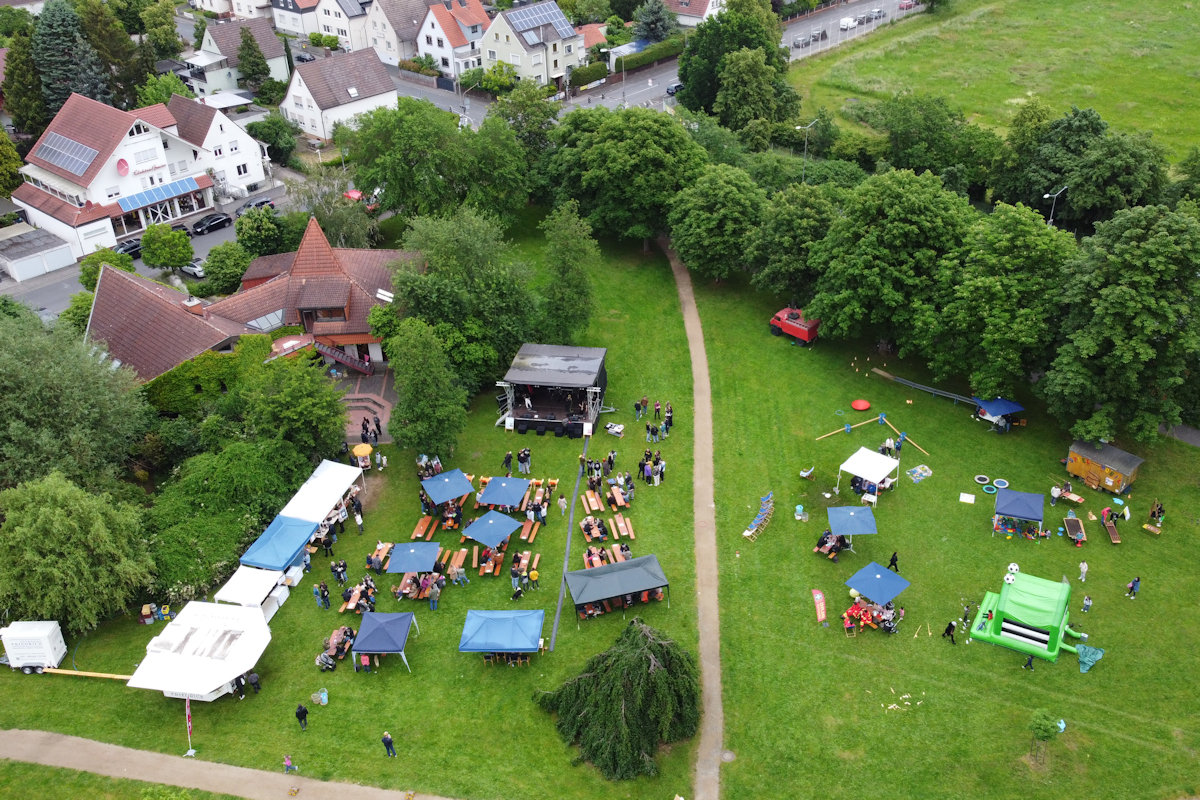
[566,44,573,53]
[168,162,177,175]
[323,8,329,14]
[293,15,299,24]
[310,117,317,128]
[307,98,313,107]
[229,140,239,153]
[553,58,558,68]
[386,40,392,49]
[128,122,149,137]
[509,53,519,65]
[294,96,304,108]
[440,56,449,66]
[437,37,443,47]
[532,53,542,65]
[178,160,187,173]
[315,308,346,321]
[372,37,377,45]
[494,32,498,40]
[487,49,496,60]
[323,24,331,31]
[470,24,478,32]
[213,145,224,157]
[552,43,558,52]
[372,20,376,28]
[535,74,544,84]
[505,34,510,42]
[162,138,170,150]
[134,148,157,164]
[219,124,224,133]
[337,28,346,35]
[426,34,432,44]
[237,163,249,176]
[106,186,120,198]
[193,149,199,160]
[334,10,341,16]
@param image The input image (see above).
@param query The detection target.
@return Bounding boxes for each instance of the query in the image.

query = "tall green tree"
[140,0,183,59]
[111,0,153,35]
[712,47,777,131]
[726,0,782,41]
[201,240,252,295]
[192,15,207,50]
[1175,146,1200,202]
[677,10,784,114]
[487,79,561,196]
[535,619,700,780]
[0,313,149,490]
[805,169,975,354]
[246,109,302,164]
[540,200,598,344]
[136,73,195,107]
[550,106,708,241]
[236,26,271,91]
[235,205,305,257]
[241,356,346,463]
[0,133,22,199]
[746,183,839,301]
[76,0,136,103]
[386,318,468,458]
[463,115,529,224]
[281,33,294,76]
[668,162,765,281]
[141,222,194,270]
[33,0,93,113]
[920,202,1077,399]
[79,247,135,292]
[0,6,33,41]
[70,33,116,106]
[284,167,378,248]
[575,0,612,23]
[632,0,678,42]
[2,29,47,136]
[57,291,95,337]
[1039,205,1200,441]
[402,203,508,284]
[0,472,153,635]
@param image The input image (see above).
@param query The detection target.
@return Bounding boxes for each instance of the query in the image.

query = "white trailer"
[0,620,67,674]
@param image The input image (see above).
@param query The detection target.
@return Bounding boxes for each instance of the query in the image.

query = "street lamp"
[1043,186,1067,227]
[599,47,625,106]
[796,119,818,184]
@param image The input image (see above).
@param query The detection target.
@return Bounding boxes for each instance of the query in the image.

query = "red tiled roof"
[292,49,395,111]
[574,23,605,49]
[134,103,177,130]
[26,94,138,187]
[242,251,296,283]
[12,183,117,226]
[293,275,351,309]
[207,273,291,326]
[206,18,285,66]
[661,0,710,16]
[86,266,254,381]
[167,94,218,147]
[429,3,468,48]
[449,0,488,28]
[291,217,343,276]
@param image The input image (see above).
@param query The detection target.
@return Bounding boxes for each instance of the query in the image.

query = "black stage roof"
[503,344,608,389]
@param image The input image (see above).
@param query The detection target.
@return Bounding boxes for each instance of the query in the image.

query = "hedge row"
[570,61,609,88]
[614,35,685,72]
[397,59,441,77]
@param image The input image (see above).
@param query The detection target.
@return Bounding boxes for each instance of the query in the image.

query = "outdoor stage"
[497,344,609,437]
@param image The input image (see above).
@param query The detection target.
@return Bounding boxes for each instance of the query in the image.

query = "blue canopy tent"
[993,488,1045,536]
[827,506,877,554]
[385,542,441,574]
[973,397,1025,432]
[846,562,911,606]
[239,516,319,571]
[478,477,530,508]
[462,511,522,548]
[459,610,544,653]
[352,611,419,672]
[421,469,474,506]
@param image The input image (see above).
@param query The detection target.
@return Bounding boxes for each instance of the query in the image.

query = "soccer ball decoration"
[1004,573,1016,585]
[1007,563,1020,574]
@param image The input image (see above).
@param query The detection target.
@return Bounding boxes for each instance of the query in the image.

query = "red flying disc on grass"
[851,399,871,411]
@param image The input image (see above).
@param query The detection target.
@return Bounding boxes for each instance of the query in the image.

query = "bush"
[570,61,608,88]
[613,34,683,71]
[397,58,441,77]
[308,32,340,49]
[255,77,288,106]
[270,325,305,340]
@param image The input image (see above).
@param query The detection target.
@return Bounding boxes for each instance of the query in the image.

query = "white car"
[180,258,206,279]
[840,17,857,29]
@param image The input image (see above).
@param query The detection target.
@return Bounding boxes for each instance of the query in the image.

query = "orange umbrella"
[352,443,373,457]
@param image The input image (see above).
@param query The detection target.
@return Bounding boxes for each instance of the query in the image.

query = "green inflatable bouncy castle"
[971,567,1082,663]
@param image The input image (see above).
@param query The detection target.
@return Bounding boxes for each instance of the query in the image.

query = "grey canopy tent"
[352,611,419,673]
[565,555,669,618]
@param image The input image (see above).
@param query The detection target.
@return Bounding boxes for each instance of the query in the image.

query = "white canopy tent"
[279,459,363,523]
[213,565,283,608]
[127,602,272,701]
[836,447,901,497]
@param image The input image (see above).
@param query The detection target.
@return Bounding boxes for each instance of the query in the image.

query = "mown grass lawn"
[788,0,1200,158]
[0,761,236,800]
[694,273,1200,800]
[0,233,698,800]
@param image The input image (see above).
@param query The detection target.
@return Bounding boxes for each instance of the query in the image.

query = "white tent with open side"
[126,602,272,701]
[213,565,283,609]
[279,459,363,523]
[836,447,901,499]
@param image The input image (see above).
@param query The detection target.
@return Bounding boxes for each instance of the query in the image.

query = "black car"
[666,81,683,96]
[112,238,142,258]
[295,51,316,63]
[235,196,275,217]
[192,213,233,235]
[171,222,194,238]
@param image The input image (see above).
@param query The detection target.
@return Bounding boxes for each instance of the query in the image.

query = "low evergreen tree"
[2,29,46,136]
[70,34,115,106]
[632,0,678,43]
[237,27,271,91]
[32,0,90,114]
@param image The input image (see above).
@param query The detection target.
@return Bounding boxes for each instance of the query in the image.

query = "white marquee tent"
[836,447,901,498]
[127,602,272,701]
[213,565,283,608]
[278,459,363,523]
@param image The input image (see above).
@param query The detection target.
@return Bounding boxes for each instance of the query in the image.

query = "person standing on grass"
[313,583,322,608]
[355,512,364,535]
[360,653,372,673]
[558,494,567,516]
[1022,654,1035,671]
[659,459,666,484]
[428,581,441,610]
[1082,595,1092,613]
[634,399,642,420]
[942,621,956,644]
[1079,561,1088,582]
[295,704,308,731]
[646,422,653,443]
[320,582,331,609]
[654,400,661,419]
[248,672,261,694]
[511,563,521,591]
[888,552,899,573]
[530,567,539,590]
[503,451,513,472]
[284,755,298,774]
[382,732,396,758]
[1050,484,1061,506]
[1126,576,1140,598]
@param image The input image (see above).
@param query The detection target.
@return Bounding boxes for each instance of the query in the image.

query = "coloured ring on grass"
[993,479,1009,489]
[983,485,998,494]
[974,475,990,484]
[835,410,845,416]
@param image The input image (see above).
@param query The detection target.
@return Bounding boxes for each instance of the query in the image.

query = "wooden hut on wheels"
[1067,441,1144,494]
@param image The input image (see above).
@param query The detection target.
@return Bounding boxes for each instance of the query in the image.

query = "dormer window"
[129,122,150,137]
[348,87,359,97]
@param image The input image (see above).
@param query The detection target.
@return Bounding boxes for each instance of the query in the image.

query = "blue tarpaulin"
[478,477,530,508]
[422,469,474,506]
[353,611,418,672]
[458,610,544,653]
[461,511,522,548]
[973,397,1025,417]
[994,488,1044,523]
[845,561,911,606]
[239,516,318,571]
[828,507,877,537]
[385,542,440,574]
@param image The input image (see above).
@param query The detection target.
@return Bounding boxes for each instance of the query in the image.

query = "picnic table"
[615,513,635,540]
[411,516,434,540]
[339,586,375,613]
[609,484,626,508]
[584,546,609,569]
[1063,518,1087,546]
[374,541,394,569]
[579,516,608,542]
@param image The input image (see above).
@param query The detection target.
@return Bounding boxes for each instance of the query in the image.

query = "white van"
[0,620,67,674]
[840,17,858,29]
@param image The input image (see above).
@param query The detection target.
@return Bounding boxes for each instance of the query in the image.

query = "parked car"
[192,213,233,235]
[869,8,887,18]
[111,238,142,259]
[170,222,194,238]
[855,13,870,24]
[235,196,275,217]
[793,36,809,47]
[295,51,316,63]
[898,0,916,8]
[180,258,206,279]
[839,17,857,29]
[811,28,828,41]
[666,81,683,96]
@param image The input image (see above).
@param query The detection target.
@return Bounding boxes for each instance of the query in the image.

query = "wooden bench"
[531,553,540,570]
[453,548,468,569]
[520,519,533,540]
[609,485,627,508]
[610,545,624,562]
[533,481,545,506]
[472,545,479,569]
[441,548,453,565]
[411,516,433,540]
[527,522,540,544]
[616,513,635,540]
[608,516,622,540]
[1105,521,1121,544]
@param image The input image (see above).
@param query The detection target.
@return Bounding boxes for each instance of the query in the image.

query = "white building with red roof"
[416,0,489,76]
[663,0,722,27]
[12,93,269,259]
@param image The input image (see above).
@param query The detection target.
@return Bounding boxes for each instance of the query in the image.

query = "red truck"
[769,308,820,344]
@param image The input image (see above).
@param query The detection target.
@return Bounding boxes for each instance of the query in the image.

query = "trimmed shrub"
[613,35,684,72]
[397,59,441,77]
[570,61,608,87]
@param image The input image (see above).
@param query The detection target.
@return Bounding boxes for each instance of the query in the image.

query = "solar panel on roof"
[35,132,99,177]
[117,176,201,213]
[508,2,574,38]
[522,30,540,44]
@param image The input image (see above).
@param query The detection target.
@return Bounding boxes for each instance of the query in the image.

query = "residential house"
[230,0,272,19]
[271,0,323,38]
[193,0,235,18]
[365,0,433,64]
[11,93,267,257]
[86,266,256,381]
[416,0,489,77]
[483,1,582,90]
[283,48,397,140]
[314,0,373,52]
[662,0,723,27]
[183,18,289,96]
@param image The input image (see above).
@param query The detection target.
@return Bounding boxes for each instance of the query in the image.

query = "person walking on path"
[888,552,899,573]
[558,494,567,516]
[1082,595,1092,613]
[942,621,956,644]
[373,415,382,436]
[1126,576,1140,598]
[382,732,396,758]
[1022,654,1035,671]
[1050,485,1061,506]
[295,704,308,731]
[247,672,261,694]
[284,755,298,774]
[1079,561,1088,582]
[428,581,441,610]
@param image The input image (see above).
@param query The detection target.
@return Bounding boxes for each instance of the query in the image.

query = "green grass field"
[788,0,1200,157]
[0,761,236,799]
[693,273,1200,800]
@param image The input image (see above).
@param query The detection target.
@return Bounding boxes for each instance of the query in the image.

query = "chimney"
[182,296,206,316]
